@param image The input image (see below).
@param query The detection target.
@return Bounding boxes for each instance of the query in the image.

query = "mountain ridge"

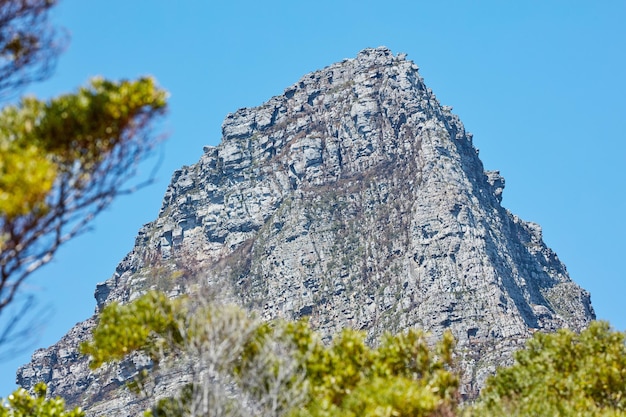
[17,47,594,415]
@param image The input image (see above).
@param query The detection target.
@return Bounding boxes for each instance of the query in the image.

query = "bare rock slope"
[18,47,594,414]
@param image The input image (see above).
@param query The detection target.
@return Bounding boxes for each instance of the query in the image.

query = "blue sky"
[1,0,624,396]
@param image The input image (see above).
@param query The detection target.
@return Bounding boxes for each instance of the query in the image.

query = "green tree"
[0,0,167,358]
[290,327,458,417]
[0,2,167,414]
[467,321,626,417]
[82,290,459,417]
[81,291,304,417]
[0,383,83,417]
[0,75,167,311]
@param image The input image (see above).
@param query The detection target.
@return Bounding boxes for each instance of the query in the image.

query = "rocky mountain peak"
[17,47,594,415]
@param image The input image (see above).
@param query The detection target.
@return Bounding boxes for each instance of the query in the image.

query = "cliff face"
[17,47,594,414]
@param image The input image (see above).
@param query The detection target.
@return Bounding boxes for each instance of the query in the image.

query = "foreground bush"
[82,291,458,417]
[81,291,626,416]
[466,321,626,417]
[0,383,83,417]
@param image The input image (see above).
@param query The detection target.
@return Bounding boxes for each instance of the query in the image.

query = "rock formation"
[17,47,594,415]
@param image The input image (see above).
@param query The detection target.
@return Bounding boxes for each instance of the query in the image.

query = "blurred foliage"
[0,383,83,417]
[0,141,55,219]
[0,0,168,332]
[0,76,166,219]
[84,291,459,417]
[0,0,62,98]
[466,321,626,417]
[146,383,194,417]
[80,291,185,368]
[0,74,167,320]
[82,292,626,416]
[290,327,458,417]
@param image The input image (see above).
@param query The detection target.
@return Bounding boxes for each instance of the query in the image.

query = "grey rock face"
[17,47,594,413]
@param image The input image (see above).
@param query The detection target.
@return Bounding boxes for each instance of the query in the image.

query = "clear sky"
[1,0,624,397]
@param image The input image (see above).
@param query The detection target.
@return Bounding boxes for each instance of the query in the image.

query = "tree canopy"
[0,0,168,356]
[0,76,167,311]
[0,383,83,417]
[0,0,167,412]
[467,321,626,417]
[78,290,626,417]
[80,291,459,417]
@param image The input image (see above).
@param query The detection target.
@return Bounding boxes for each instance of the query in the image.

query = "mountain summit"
[18,47,594,414]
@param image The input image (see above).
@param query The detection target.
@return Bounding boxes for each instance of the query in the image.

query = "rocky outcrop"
[18,47,594,415]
